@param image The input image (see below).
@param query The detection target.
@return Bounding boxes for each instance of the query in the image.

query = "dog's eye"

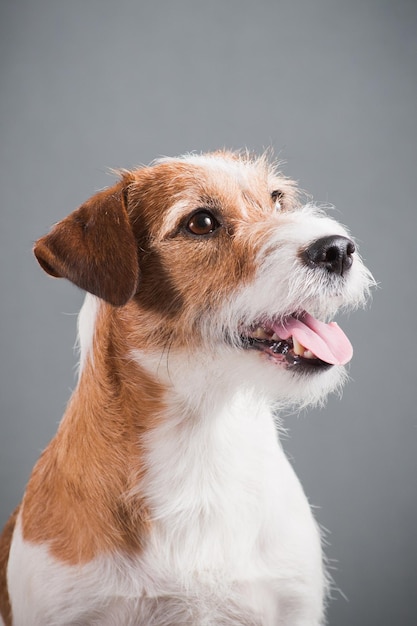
[186,210,220,236]
[271,190,284,211]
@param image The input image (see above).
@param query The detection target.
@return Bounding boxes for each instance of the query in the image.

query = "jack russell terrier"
[0,151,373,625]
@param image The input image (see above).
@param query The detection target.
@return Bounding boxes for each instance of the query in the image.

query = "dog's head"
[34,151,373,406]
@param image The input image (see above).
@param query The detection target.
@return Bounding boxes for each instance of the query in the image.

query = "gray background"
[1,1,416,624]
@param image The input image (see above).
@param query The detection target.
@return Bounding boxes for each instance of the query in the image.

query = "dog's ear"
[34,179,139,306]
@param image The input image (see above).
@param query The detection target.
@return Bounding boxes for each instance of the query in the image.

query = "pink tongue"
[272,313,353,365]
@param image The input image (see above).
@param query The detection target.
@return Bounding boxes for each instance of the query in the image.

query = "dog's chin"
[219,308,353,406]
[233,347,347,409]
[193,340,347,410]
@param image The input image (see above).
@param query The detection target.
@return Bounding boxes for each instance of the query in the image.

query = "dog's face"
[34,151,373,406]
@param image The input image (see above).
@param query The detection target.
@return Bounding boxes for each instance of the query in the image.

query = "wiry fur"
[0,151,373,626]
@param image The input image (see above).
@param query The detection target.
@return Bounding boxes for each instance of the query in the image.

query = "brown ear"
[34,179,139,306]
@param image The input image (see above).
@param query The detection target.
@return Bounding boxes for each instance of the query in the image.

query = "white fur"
[76,293,101,374]
[231,203,371,326]
[133,354,327,625]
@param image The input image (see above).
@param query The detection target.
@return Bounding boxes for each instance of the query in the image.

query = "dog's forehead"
[130,153,278,227]
[152,152,275,195]
[176,152,270,183]
[126,152,297,241]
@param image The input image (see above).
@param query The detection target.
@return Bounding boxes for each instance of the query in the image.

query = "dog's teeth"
[271,333,280,341]
[293,337,305,356]
[251,327,270,340]
[303,350,315,359]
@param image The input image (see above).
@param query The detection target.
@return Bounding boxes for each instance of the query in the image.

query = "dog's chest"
[9,395,325,625]
[137,394,323,590]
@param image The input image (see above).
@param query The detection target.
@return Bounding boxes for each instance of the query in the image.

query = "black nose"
[303,235,355,276]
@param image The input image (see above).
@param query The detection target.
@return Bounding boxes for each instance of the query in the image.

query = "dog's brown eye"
[187,211,220,236]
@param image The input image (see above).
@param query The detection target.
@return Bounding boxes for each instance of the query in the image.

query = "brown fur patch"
[21,305,165,564]
[0,506,19,626]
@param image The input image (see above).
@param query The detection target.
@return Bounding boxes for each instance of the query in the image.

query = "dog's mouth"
[241,312,353,372]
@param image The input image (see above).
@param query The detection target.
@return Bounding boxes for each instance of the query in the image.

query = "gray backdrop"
[1,1,416,624]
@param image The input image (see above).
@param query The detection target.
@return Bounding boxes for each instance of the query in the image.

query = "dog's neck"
[76,295,277,428]
[45,294,282,566]
[70,295,282,506]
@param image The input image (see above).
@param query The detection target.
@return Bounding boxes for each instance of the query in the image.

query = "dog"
[0,150,373,625]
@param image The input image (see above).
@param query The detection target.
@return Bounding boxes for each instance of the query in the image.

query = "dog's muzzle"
[240,235,358,373]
